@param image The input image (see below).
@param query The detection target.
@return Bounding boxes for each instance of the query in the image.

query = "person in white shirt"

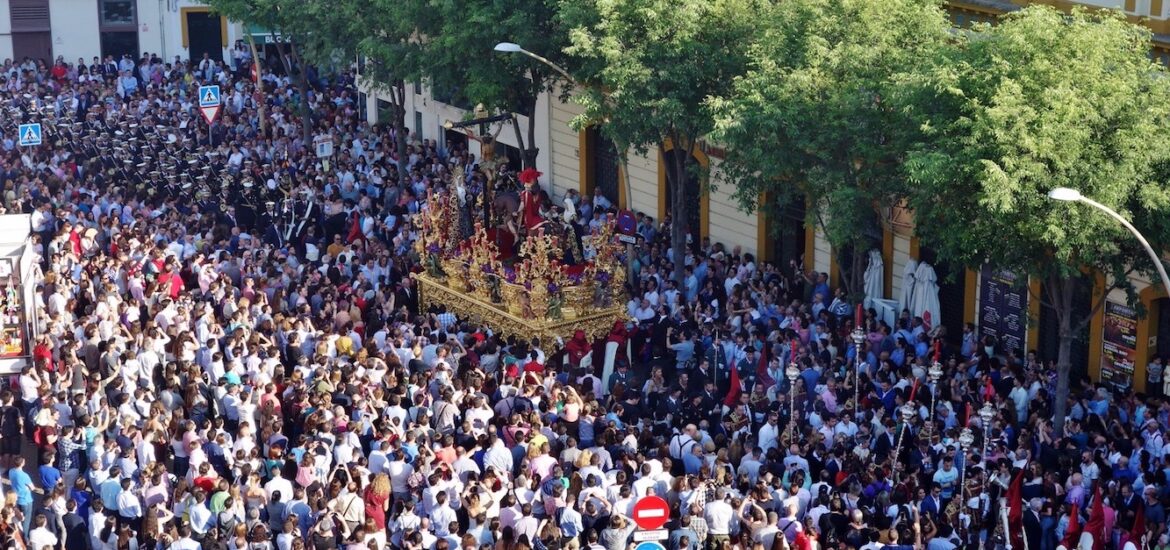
[28,514,59,550]
[429,492,458,537]
[483,435,513,475]
[704,489,735,540]
[117,477,143,524]
[264,469,293,503]
[758,414,782,454]
[387,451,415,502]
[367,440,391,475]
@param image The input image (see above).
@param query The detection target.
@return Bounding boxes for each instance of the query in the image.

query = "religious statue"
[516,168,545,235]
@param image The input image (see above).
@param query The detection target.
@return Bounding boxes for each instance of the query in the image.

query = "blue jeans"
[1040,516,1057,550]
[19,501,32,535]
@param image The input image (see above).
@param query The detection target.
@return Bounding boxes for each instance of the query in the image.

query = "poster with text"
[1101,301,1138,389]
[979,266,1028,353]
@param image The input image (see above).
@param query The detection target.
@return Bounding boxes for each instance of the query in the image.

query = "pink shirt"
[529,454,557,480]
[562,402,580,423]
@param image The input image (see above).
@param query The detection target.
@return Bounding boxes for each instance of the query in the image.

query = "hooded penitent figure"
[566,329,591,368]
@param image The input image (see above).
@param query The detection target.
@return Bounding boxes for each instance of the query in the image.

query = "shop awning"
[246,23,288,45]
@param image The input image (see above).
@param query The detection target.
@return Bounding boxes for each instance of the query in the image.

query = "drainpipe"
[157,0,168,60]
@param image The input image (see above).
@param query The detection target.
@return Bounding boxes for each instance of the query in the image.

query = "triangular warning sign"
[202,89,218,104]
[21,127,37,143]
[200,105,220,124]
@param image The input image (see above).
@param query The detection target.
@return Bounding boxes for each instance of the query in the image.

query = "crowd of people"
[0,46,1164,550]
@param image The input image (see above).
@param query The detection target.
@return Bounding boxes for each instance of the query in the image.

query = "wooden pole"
[246,33,267,137]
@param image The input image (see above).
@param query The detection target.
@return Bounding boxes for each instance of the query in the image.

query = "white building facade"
[0,0,243,67]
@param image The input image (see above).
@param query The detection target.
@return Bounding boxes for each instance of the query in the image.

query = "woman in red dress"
[363,473,391,530]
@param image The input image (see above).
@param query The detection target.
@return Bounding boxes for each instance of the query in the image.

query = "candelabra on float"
[786,362,801,443]
[927,362,943,441]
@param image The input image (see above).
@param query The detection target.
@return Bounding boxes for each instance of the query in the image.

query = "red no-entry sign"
[632,495,670,530]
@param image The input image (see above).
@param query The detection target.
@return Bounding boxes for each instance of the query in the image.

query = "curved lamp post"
[493,42,575,81]
[1047,187,1170,296]
[495,41,638,285]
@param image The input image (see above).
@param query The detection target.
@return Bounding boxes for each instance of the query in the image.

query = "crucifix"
[443,104,515,228]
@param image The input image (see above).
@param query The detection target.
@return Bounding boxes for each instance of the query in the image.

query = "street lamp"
[493,42,575,81]
[786,362,801,443]
[850,325,866,412]
[927,362,943,441]
[1048,187,1170,295]
[495,40,637,286]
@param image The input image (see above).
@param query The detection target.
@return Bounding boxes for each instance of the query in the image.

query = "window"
[11,0,50,32]
[100,0,134,26]
[432,84,474,111]
[100,31,138,61]
[376,99,394,125]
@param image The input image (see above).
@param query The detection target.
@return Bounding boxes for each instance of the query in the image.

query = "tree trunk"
[1052,276,1075,433]
[291,47,312,145]
[617,148,636,286]
[273,39,312,144]
[524,100,539,169]
[667,142,689,286]
[393,80,409,184]
[838,246,865,302]
[245,34,266,138]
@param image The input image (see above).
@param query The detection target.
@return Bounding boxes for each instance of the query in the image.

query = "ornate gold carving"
[413,167,630,340]
[414,273,627,343]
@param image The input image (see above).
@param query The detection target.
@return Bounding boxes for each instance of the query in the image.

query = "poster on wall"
[1101,301,1138,389]
[979,266,1029,354]
[0,258,23,359]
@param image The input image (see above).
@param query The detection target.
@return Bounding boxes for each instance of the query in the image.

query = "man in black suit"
[1117,483,1142,531]
[920,484,942,520]
[63,499,88,550]
[1023,499,1043,550]
[396,277,419,316]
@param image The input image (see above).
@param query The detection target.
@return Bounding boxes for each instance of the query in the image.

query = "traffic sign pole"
[199,85,222,147]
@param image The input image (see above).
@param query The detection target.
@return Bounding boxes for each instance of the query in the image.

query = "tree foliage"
[903,6,1170,428]
[425,0,569,168]
[561,0,765,285]
[710,0,952,298]
[204,0,354,141]
[349,0,438,183]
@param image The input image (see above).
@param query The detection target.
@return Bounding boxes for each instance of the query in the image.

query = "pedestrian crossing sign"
[198,85,221,108]
[18,123,41,146]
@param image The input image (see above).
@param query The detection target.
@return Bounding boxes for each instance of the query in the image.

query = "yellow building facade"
[359,0,1170,392]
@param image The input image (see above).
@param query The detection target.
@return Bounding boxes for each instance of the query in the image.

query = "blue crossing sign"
[18,123,41,146]
[634,542,666,550]
[198,85,221,108]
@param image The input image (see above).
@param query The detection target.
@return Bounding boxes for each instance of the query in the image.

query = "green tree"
[426,0,569,169]
[205,0,350,142]
[353,0,438,183]
[561,0,764,285]
[903,6,1170,430]
[710,0,951,299]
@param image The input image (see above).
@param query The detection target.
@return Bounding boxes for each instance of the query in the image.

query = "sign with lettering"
[978,266,1028,354]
